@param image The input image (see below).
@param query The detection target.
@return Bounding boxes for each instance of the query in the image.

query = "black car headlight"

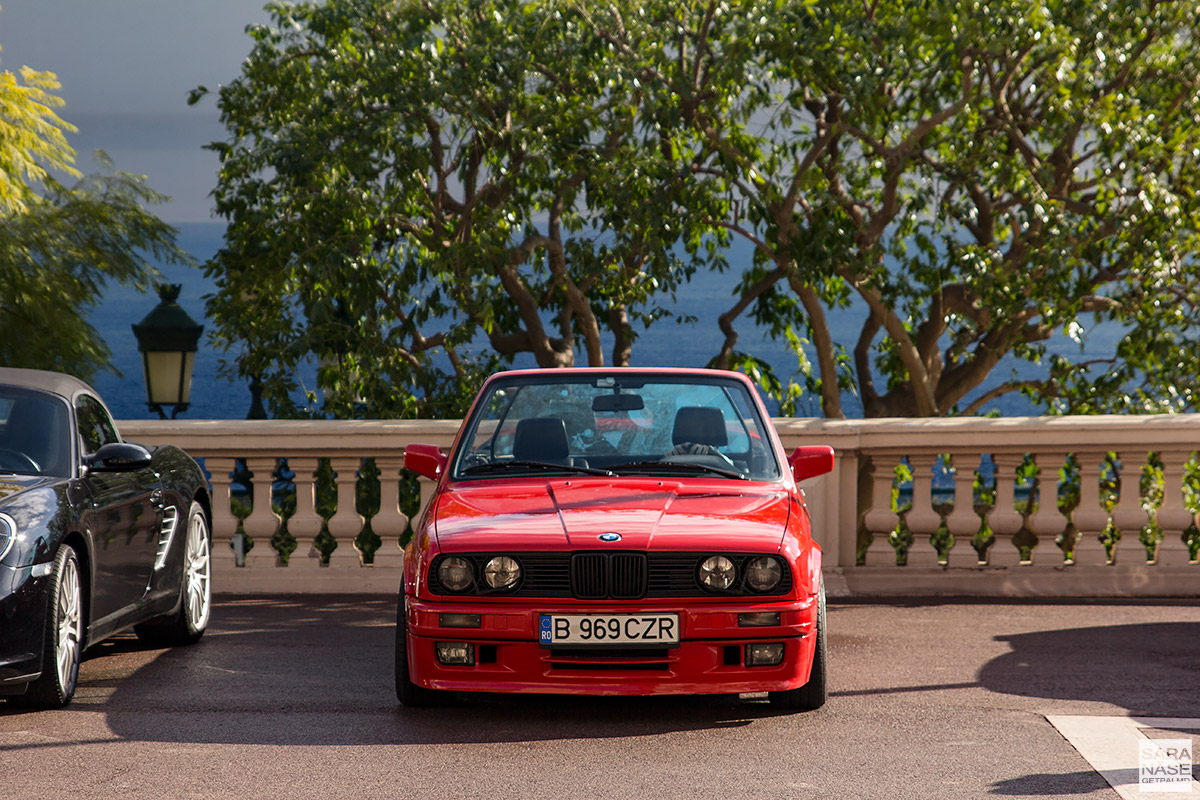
[437,556,475,592]
[0,513,14,562]
[698,555,737,591]
[483,555,521,590]
[744,556,783,592]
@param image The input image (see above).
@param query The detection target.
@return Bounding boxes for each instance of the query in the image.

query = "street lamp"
[131,284,204,419]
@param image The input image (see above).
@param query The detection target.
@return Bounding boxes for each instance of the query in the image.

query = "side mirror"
[405,443,447,481]
[788,446,834,483]
[88,442,153,472]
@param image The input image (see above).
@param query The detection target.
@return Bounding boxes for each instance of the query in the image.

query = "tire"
[769,576,827,711]
[134,501,212,647]
[395,589,446,707]
[16,545,84,708]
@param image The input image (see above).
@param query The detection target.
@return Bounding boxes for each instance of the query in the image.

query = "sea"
[89,222,1119,420]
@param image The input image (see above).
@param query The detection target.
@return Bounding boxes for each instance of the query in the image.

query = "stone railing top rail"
[774,414,1200,453]
[120,414,1200,455]
[119,418,463,455]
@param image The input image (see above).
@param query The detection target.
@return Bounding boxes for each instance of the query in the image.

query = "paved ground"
[3,596,1200,800]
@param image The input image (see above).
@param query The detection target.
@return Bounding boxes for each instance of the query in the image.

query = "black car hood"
[0,475,58,506]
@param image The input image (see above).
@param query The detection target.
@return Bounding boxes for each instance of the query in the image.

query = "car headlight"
[437,556,475,592]
[744,556,783,592]
[483,555,521,590]
[0,513,14,562]
[698,555,736,591]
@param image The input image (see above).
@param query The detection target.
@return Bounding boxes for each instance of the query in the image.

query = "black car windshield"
[0,387,72,478]
[452,374,781,481]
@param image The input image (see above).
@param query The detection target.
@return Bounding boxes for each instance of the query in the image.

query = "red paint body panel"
[400,367,832,698]
[431,478,792,552]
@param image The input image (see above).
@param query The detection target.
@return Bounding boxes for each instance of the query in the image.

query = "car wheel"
[16,545,84,708]
[134,501,211,647]
[768,576,827,711]
[395,588,446,707]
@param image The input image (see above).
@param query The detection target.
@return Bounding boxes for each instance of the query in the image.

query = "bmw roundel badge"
[598,532,622,543]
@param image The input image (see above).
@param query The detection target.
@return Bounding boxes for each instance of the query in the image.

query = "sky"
[1,0,271,223]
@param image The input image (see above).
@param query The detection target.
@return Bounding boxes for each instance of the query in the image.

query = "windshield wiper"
[610,460,748,480]
[461,460,615,477]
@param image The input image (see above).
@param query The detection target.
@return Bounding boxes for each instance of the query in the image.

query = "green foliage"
[0,64,78,215]
[202,0,712,419]
[0,162,194,382]
[619,0,1200,417]
[203,0,1200,419]
[0,44,192,382]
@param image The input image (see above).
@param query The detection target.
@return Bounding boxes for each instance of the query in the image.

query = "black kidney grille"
[572,553,609,599]
[569,552,647,600]
[610,553,648,599]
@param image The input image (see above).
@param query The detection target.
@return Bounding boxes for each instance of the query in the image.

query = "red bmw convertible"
[397,368,834,710]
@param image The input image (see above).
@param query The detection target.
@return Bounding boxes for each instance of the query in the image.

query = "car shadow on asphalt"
[11,598,1200,748]
[978,621,1200,718]
[987,770,1112,796]
[3,596,802,745]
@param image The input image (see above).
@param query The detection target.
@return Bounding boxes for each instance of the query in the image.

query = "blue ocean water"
[90,222,1117,420]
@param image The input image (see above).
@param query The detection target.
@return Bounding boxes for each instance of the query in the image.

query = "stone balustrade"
[120,415,1200,597]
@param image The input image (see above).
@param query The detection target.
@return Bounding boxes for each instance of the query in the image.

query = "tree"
[202,0,713,419]
[599,0,1200,417]
[0,48,192,383]
[207,0,1200,419]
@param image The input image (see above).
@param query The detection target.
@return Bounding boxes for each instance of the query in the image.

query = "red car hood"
[431,478,792,552]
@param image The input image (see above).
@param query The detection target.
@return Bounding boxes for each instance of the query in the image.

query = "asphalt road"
[3,596,1200,800]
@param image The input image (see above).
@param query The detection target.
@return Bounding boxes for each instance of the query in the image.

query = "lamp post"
[131,284,204,420]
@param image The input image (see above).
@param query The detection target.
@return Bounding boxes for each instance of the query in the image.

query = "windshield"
[0,386,72,478]
[452,374,781,481]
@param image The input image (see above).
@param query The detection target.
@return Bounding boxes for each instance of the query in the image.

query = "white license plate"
[539,613,679,647]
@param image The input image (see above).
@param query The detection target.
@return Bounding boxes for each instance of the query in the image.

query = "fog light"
[745,642,785,666]
[439,613,481,628]
[436,642,475,665]
[738,612,781,627]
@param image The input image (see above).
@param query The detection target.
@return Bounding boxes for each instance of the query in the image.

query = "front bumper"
[0,564,50,690]
[405,595,817,695]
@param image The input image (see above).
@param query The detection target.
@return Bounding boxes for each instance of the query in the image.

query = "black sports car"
[0,368,213,708]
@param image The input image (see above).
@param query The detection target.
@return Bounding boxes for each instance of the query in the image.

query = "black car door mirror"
[87,442,153,472]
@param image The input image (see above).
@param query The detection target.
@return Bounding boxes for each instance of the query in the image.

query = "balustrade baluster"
[326,457,365,567]
[1110,452,1151,565]
[115,413,1200,595]
[1069,453,1110,565]
[242,456,282,568]
[904,454,943,567]
[1026,452,1069,565]
[1154,452,1197,566]
[204,457,240,571]
[985,454,1025,567]
[286,457,322,568]
[372,457,408,569]
[944,454,984,567]
[861,456,900,566]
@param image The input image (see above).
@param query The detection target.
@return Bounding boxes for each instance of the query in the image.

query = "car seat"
[512,417,571,464]
[671,406,728,449]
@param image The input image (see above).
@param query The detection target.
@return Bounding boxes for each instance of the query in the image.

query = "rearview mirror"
[788,446,834,482]
[88,442,153,472]
[592,394,644,412]
[405,443,447,481]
